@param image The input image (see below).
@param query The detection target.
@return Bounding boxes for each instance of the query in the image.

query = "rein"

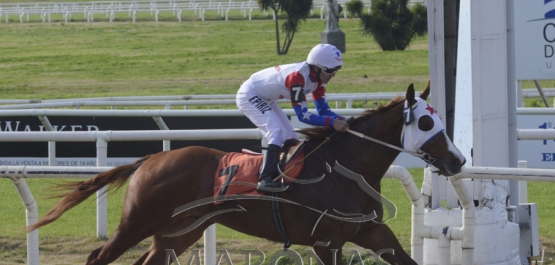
[346,129,436,165]
[273,137,331,181]
[275,108,440,180]
[274,119,354,181]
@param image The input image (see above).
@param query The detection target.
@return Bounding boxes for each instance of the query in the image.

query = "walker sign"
[514,0,555,80]
[0,116,258,166]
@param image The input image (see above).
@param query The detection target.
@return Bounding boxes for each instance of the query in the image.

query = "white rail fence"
[1,90,554,264]
[1,160,423,265]
[0,0,359,23]
[0,92,405,110]
[0,88,552,110]
[0,0,429,23]
[0,0,264,23]
[0,128,264,265]
[0,108,362,265]
[3,166,110,265]
[1,116,555,264]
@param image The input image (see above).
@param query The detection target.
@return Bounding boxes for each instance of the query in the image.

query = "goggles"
[321,65,342,74]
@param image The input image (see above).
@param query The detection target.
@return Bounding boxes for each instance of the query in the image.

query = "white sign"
[518,115,555,168]
[514,0,555,80]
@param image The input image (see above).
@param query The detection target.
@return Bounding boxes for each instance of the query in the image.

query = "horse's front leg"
[349,223,417,265]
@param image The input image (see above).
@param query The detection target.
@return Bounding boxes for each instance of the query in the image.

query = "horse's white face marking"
[441,130,466,164]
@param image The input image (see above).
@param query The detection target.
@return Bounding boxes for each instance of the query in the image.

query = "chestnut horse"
[28,83,465,265]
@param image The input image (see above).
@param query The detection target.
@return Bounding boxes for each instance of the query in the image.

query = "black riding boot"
[256,144,283,192]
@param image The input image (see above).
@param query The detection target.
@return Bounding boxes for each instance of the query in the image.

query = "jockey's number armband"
[290,85,306,103]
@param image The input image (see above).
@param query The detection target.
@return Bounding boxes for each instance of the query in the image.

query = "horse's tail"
[26,155,152,232]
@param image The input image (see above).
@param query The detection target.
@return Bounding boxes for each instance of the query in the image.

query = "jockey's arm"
[312,86,345,121]
[289,85,344,128]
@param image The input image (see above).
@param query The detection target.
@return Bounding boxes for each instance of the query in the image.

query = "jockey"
[236,44,350,192]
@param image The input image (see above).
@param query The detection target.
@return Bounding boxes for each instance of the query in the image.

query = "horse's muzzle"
[435,156,466,176]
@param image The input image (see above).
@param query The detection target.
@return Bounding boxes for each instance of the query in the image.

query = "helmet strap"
[309,64,322,83]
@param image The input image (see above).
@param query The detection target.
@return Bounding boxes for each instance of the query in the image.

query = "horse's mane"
[297,95,405,142]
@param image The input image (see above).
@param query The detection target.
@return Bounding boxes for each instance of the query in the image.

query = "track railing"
[0,128,264,265]
[0,0,431,23]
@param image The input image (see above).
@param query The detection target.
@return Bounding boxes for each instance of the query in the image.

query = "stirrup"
[256,175,288,192]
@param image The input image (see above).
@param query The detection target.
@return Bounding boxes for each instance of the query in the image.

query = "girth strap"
[271,192,291,249]
[270,139,296,248]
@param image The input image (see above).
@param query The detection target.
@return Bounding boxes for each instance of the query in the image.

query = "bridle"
[345,100,439,166]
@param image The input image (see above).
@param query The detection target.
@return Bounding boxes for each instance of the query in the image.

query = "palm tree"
[257,0,313,55]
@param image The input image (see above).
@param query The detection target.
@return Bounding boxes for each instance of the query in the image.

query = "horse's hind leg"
[138,223,211,265]
[86,227,153,265]
[85,216,174,265]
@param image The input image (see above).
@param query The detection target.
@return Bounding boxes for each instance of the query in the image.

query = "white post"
[516,80,523,107]
[152,116,171,151]
[437,234,451,265]
[96,138,108,239]
[38,116,56,166]
[204,225,216,265]
[48,142,56,166]
[518,160,528,203]
[506,0,520,207]
[448,175,476,265]
[427,0,447,126]
[11,177,39,265]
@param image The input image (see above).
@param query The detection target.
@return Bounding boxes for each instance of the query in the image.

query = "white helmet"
[306,44,343,70]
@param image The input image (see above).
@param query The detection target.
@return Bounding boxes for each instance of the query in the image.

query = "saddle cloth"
[213,145,304,204]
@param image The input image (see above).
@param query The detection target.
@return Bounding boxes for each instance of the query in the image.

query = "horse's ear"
[406,83,416,105]
[420,80,431,100]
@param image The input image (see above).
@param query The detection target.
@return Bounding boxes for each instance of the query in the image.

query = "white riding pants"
[236,82,297,147]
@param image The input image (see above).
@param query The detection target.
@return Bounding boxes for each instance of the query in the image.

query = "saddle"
[213,141,305,204]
